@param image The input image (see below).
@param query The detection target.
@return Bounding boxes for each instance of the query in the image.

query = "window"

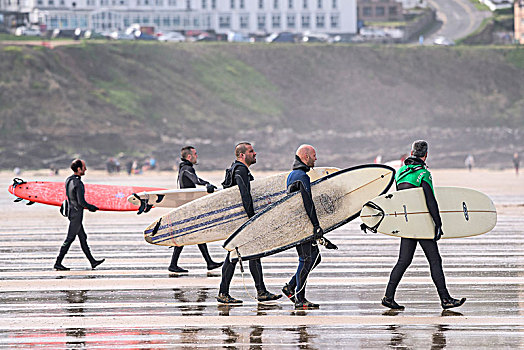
[287,14,295,28]
[48,0,54,5]
[173,15,180,25]
[303,0,307,9]
[156,0,163,5]
[143,16,150,24]
[168,0,176,5]
[186,0,190,10]
[375,6,385,16]
[240,0,244,9]
[288,0,293,9]
[258,0,263,9]
[193,17,200,26]
[240,14,249,28]
[272,14,280,28]
[212,0,216,8]
[163,16,170,26]
[316,13,324,28]
[219,14,231,28]
[301,14,310,28]
[363,6,372,16]
[317,0,322,9]
[273,0,278,9]
[37,0,42,5]
[332,0,336,9]
[154,16,160,25]
[389,6,397,15]
[60,0,64,5]
[330,14,338,28]
[257,14,266,30]
[202,0,206,9]
[230,0,234,9]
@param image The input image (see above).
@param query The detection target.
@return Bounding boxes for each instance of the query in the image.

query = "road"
[426,0,492,43]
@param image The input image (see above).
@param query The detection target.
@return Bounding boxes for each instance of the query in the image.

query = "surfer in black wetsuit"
[168,146,222,273]
[282,145,338,309]
[216,142,282,304]
[54,159,105,271]
[381,140,466,310]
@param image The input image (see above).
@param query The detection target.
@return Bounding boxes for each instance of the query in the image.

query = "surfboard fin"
[151,219,162,237]
[26,201,35,206]
[14,197,24,203]
[12,178,26,188]
[135,194,153,215]
[156,195,165,203]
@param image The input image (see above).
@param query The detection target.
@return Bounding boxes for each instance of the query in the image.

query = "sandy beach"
[0,167,522,348]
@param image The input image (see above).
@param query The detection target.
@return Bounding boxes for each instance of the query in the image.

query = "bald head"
[296,144,317,168]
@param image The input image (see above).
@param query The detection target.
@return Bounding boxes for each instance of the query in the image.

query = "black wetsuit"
[56,175,98,265]
[385,157,451,300]
[286,156,322,302]
[169,159,218,269]
[219,161,266,295]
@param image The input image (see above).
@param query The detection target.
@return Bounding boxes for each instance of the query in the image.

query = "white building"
[0,0,356,34]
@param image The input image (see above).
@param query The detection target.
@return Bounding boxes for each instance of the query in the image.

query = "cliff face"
[1,42,523,170]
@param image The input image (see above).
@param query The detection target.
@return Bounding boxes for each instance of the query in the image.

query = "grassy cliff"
[1,42,523,170]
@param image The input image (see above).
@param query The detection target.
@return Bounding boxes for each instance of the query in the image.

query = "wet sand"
[0,168,523,348]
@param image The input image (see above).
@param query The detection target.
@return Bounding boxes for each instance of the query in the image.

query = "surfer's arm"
[181,169,210,187]
[289,180,321,231]
[75,182,98,212]
[421,180,442,228]
[234,168,255,218]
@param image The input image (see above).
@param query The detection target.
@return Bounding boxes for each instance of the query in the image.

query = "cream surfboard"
[143,167,340,246]
[359,187,497,239]
[223,164,396,261]
[128,188,214,210]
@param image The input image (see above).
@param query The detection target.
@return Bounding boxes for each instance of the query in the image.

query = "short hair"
[71,159,83,172]
[180,146,195,160]
[235,142,252,158]
[412,140,428,158]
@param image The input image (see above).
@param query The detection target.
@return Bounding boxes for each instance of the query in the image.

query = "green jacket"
[395,161,434,192]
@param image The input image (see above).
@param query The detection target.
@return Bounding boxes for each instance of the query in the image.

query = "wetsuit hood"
[403,156,426,166]
[292,155,311,172]
[179,159,194,169]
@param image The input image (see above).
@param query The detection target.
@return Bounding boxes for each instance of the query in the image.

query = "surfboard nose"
[144,235,153,244]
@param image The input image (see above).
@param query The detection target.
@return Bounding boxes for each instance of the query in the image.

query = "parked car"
[433,36,454,46]
[14,26,41,37]
[158,31,185,42]
[266,32,296,43]
[134,32,157,40]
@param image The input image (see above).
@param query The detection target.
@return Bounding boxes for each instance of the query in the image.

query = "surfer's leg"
[219,253,237,295]
[168,246,188,273]
[77,224,97,265]
[55,217,81,266]
[198,244,222,270]
[419,240,450,299]
[249,258,266,294]
[385,238,417,299]
[296,241,314,302]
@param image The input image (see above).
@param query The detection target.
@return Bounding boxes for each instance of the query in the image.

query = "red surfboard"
[8,178,166,211]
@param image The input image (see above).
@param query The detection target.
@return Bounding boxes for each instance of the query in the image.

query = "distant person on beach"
[282,145,338,310]
[167,146,222,273]
[381,140,465,310]
[216,142,282,304]
[465,154,475,172]
[54,159,105,271]
[513,152,520,176]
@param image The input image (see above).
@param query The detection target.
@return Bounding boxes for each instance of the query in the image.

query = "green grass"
[191,52,283,121]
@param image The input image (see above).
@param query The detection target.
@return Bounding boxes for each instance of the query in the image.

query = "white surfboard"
[128,187,215,209]
[359,187,497,239]
[143,167,340,246]
[223,165,396,261]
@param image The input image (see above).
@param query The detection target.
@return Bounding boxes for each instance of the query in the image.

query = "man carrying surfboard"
[282,145,337,309]
[216,142,282,304]
[381,140,466,310]
[54,159,105,271]
[168,146,222,273]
